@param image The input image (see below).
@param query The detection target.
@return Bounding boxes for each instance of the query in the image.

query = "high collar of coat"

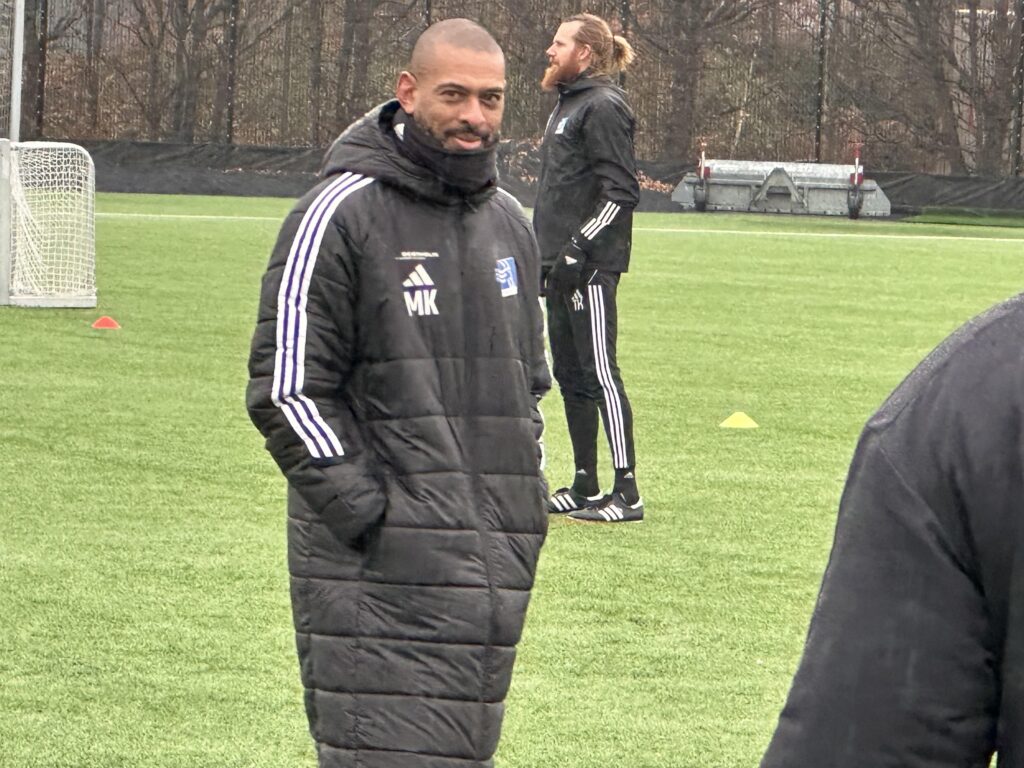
[557,71,615,97]
[319,100,497,207]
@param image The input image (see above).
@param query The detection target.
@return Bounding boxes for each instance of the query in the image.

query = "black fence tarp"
[83,140,324,199]
[83,139,1024,216]
[82,139,682,211]
[872,172,1024,214]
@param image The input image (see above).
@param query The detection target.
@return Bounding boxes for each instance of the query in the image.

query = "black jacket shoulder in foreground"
[246,100,550,768]
[761,293,1024,768]
[533,74,640,272]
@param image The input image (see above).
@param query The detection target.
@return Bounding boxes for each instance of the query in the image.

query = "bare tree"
[167,0,229,142]
[840,0,1020,174]
[634,0,775,160]
[19,0,84,137]
[960,0,1015,174]
[108,0,171,139]
[15,0,1024,175]
[209,0,240,142]
[306,0,325,144]
[84,0,107,131]
[335,0,375,128]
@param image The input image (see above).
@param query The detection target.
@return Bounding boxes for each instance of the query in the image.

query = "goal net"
[1,140,97,307]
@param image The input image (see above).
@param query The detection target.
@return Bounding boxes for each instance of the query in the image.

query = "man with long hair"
[247,19,550,767]
[534,13,644,523]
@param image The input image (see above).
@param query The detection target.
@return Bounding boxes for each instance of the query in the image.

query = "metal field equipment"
[673,150,891,219]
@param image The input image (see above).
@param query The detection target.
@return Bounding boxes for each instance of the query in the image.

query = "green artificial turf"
[2,195,1022,767]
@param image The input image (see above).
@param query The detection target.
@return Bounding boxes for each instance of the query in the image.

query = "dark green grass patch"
[906,208,1024,228]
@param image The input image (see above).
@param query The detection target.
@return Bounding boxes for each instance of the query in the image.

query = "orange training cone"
[91,316,121,330]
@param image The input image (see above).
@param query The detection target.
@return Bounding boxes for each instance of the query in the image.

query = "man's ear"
[396,71,417,113]
[577,44,592,68]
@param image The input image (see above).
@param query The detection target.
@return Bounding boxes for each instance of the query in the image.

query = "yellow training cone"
[720,412,759,429]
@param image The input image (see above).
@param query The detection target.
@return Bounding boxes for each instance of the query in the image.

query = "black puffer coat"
[247,101,550,768]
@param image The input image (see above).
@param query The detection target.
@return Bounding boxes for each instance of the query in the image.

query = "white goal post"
[0,139,97,308]
[1,0,95,308]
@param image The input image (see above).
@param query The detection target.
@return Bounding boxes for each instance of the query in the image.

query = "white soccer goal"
[1,0,95,308]
[1,140,97,307]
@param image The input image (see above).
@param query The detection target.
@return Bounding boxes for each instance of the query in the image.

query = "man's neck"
[558,68,593,93]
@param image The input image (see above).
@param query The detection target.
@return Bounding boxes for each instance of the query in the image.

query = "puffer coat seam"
[294,516,320,749]
[300,582,532,592]
[309,690,511,703]
[351,550,368,766]
[316,741,493,763]
[305,633,517,647]
[386,470,540,478]
[353,524,541,533]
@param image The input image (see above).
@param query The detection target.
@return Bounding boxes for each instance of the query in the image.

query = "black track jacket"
[533,73,640,273]
[761,294,1024,768]
[246,101,550,768]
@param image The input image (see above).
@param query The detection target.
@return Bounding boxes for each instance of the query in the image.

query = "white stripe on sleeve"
[272,172,376,460]
[581,202,621,240]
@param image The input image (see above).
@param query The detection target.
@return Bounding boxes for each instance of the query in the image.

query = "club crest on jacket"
[495,257,519,297]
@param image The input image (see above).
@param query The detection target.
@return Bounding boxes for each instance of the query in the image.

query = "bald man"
[247,19,550,768]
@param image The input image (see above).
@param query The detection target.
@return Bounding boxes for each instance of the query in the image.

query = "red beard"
[541,60,577,92]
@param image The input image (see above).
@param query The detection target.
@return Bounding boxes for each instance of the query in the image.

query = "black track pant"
[546,269,636,476]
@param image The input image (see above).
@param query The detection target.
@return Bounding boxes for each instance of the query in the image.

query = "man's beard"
[415,114,498,152]
[541,60,579,92]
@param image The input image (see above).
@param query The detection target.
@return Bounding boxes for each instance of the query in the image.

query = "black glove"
[546,238,587,294]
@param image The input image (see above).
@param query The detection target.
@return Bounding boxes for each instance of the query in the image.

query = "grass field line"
[98,212,282,222]
[97,211,1024,244]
